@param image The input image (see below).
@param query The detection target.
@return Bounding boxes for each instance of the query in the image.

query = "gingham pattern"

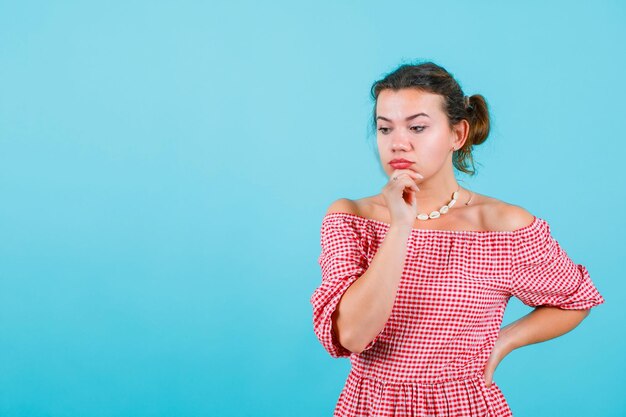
[310,212,605,417]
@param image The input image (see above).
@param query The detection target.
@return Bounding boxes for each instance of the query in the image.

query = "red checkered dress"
[310,212,605,417]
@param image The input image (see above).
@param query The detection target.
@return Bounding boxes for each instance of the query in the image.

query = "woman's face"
[376,88,460,179]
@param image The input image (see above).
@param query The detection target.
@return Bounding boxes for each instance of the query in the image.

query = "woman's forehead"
[376,89,444,117]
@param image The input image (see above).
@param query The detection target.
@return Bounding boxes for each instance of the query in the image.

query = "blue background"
[1,1,624,416]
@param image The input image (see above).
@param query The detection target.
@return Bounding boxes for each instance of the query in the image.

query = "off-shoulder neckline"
[322,212,543,235]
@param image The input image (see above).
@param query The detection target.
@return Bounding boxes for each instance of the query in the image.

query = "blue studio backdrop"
[1,1,624,416]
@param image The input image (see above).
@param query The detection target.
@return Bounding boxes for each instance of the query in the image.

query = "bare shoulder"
[483,196,536,231]
[324,198,360,216]
[324,195,378,217]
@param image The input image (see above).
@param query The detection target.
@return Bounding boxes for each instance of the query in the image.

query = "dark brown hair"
[369,61,490,176]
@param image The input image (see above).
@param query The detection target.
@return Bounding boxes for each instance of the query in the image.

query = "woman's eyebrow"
[376,113,430,122]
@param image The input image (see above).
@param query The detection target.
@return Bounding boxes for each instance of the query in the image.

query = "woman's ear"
[453,119,470,149]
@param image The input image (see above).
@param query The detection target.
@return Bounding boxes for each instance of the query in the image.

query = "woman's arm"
[332,222,411,354]
[326,201,412,355]
[499,305,590,351]
[484,306,590,387]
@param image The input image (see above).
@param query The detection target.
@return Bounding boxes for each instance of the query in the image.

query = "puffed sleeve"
[310,214,380,358]
[510,218,605,310]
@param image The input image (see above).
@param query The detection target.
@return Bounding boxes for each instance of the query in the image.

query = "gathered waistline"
[350,369,488,386]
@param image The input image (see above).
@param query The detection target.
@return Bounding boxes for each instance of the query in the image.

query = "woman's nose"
[391,136,411,151]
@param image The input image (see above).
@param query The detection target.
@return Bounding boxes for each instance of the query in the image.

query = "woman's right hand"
[381,169,424,230]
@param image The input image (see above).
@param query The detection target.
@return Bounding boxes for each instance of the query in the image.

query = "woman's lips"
[389,161,413,169]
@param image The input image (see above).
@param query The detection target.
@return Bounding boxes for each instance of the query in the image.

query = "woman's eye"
[377,126,425,134]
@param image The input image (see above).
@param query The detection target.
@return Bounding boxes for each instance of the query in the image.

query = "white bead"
[414,187,461,220]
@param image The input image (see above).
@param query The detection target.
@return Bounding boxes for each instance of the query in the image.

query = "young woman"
[310,61,605,417]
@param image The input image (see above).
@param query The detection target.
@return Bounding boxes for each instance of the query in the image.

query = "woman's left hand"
[483,334,514,388]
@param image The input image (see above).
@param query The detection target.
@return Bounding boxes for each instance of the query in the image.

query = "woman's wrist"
[388,223,413,237]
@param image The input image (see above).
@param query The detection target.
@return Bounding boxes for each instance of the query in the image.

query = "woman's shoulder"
[324,195,383,219]
[321,197,381,234]
[479,195,537,232]
[324,197,361,216]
